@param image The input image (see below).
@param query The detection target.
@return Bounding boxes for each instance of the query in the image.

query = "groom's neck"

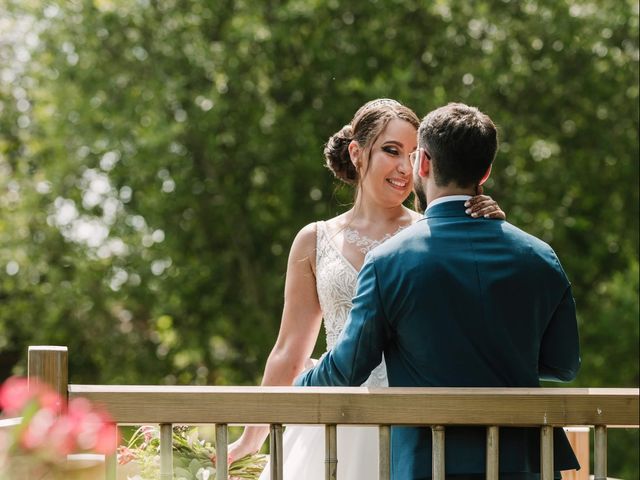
[426,182,477,206]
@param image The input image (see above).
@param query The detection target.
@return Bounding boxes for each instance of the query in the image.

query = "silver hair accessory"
[364,98,402,110]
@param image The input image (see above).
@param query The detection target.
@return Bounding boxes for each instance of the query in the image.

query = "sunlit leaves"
[0,1,637,471]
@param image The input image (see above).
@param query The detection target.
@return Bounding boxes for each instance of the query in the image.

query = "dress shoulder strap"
[315,220,328,261]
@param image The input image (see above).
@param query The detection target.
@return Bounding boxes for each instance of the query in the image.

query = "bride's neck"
[351,196,407,225]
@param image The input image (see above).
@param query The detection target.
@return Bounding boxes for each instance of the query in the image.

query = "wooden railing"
[25,346,640,480]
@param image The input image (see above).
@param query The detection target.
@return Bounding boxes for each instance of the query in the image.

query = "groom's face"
[412,145,428,212]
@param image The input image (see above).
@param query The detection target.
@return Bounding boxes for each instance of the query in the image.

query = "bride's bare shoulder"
[290,212,350,263]
[293,210,348,250]
[323,211,351,236]
[283,223,318,274]
[291,222,318,252]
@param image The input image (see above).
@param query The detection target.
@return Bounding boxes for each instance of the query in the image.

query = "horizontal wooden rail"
[69,385,639,427]
[24,347,640,480]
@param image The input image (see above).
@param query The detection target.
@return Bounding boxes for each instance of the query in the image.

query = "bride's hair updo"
[324,98,420,185]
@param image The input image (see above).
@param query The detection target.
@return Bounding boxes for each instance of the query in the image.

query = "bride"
[226,99,504,479]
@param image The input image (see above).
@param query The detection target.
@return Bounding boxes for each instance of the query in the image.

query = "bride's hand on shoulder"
[465,187,506,220]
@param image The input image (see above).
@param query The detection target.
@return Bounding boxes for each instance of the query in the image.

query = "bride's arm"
[226,223,323,462]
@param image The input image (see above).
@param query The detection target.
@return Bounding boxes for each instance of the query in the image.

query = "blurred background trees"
[1,0,638,475]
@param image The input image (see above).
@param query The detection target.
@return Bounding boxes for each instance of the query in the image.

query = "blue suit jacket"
[296,201,580,479]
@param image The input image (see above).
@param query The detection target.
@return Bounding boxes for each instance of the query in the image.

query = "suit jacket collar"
[424,200,469,219]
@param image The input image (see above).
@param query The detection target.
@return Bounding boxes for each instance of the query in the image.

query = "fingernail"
[465,208,471,214]
[484,214,490,218]
[471,212,478,217]
[464,201,470,207]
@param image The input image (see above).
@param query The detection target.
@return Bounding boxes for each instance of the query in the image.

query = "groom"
[295,103,580,479]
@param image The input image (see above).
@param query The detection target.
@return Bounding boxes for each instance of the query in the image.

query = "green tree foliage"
[1,0,638,474]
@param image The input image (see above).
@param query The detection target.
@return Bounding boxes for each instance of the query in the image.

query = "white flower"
[196,466,214,480]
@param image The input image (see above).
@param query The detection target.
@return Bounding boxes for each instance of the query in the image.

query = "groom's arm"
[295,256,390,387]
[538,283,581,382]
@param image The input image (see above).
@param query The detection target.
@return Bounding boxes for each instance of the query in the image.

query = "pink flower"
[0,377,31,415]
[94,420,119,455]
[1,376,119,465]
[47,415,78,456]
[65,398,118,454]
[20,408,56,450]
[0,377,63,416]
[38,388,63,413]
[141,425,155,445]
[117,445,136,465]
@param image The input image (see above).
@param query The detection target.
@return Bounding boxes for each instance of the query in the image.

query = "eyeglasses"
[410,148,431,165]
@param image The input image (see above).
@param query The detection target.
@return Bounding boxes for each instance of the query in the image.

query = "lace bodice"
[315,221,388,387]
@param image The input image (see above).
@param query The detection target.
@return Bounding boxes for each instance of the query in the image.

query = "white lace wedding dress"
[259,221,388,480]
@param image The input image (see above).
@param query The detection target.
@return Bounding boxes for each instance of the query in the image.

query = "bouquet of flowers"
[0,376,119,480]
[118,425,267,480]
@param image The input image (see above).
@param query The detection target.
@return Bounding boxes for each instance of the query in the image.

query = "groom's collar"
[426,195,472,212]
[424,195,472,217]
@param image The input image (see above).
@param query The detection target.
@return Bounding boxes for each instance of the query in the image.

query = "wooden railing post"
[160,424,173,480]
[594,425,607,480]
[379,425,391,480]
[325,424,337,480]
[270,424,283,480]
[432,425,445,480]
[105,429,118,480]
[216,423,229,480]
[540,425,554,480]
[28,346,68,414]
[486,426,499,480]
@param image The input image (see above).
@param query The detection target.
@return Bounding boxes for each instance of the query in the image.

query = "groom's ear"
[478,164,492,186]
[418,148,431,178]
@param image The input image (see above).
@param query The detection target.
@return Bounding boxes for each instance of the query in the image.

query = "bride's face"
[357,118,417,207]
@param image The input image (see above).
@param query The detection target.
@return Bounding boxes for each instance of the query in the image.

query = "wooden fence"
[25,346,640,480]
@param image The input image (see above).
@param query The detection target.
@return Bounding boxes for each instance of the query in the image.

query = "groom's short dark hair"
[418,103,498,187]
